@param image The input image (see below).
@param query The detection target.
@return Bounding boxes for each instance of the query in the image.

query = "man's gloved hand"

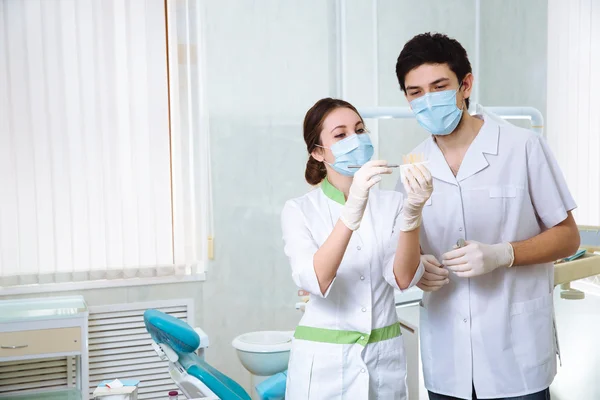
[399,164,433,232]
[442,241,515,278]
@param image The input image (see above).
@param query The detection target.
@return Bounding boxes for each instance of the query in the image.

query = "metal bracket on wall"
[207,236,214,260]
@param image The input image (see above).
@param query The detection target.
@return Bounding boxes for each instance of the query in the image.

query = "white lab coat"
[395,115,576,399]
[281,186,424,400]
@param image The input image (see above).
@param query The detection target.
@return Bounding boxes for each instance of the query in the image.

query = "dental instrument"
[560,248,587,263]
[347,153,430,170]
[348,153,430,170]
[348,164,399,169]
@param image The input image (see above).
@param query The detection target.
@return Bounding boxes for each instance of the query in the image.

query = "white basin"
[232,330,293,376]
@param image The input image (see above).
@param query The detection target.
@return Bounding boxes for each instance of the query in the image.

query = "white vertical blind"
[167,0,213,269]
[0,0,176,286]
[547,0,600,226]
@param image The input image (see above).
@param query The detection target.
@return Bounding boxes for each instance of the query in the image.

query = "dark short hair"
[395,32,472,109]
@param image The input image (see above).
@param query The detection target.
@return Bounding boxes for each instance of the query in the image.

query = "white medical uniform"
[395,115,576,399]
[281,180,424,400]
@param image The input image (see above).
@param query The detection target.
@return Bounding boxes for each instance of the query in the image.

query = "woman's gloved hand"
[417,254,450,292]
[340,160,392,231]
[399,163,433,232]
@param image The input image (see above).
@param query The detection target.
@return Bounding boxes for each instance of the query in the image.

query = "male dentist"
[394,32,580,400]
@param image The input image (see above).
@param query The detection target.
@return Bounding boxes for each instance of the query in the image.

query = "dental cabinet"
[0,296,89,399]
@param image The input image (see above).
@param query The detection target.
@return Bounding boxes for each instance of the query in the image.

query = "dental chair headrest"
[144,309,200,354]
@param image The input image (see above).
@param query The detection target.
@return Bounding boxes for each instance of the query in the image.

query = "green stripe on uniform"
[294,323,401,346]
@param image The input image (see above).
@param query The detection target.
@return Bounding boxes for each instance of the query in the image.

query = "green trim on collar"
[321,178,345,205]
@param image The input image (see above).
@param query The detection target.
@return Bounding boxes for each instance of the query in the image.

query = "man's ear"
[460,73,474,103]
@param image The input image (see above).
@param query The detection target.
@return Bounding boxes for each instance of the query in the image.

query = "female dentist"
[282,98,435,399]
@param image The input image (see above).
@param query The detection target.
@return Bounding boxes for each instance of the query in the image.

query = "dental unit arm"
[554,226,600,299]
[143,309,287,400]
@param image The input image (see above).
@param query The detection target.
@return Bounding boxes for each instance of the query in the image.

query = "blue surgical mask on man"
[410,85,465,136]
[317,133,374,176]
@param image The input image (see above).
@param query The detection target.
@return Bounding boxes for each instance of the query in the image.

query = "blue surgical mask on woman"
[410,85,465,136]
[316,133,374,176]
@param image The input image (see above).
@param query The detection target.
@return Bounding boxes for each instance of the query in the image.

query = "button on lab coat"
[281,186,424,399]
[395,115,576,399]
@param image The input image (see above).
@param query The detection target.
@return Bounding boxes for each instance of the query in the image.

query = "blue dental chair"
[143,309,286,400]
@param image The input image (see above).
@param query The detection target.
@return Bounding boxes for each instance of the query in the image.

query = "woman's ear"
[311,148,325,163]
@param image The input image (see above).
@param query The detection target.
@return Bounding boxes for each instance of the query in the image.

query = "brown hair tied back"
[302,98,362,185]
[305,156,327,186]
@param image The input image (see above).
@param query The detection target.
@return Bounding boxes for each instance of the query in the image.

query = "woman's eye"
[334,133,346,139]
[356,128,366,134]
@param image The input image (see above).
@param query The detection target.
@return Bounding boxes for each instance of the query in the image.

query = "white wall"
[198,0,337,387]
[479,0,548,118]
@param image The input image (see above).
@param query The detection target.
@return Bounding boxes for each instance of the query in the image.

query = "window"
[0,0,211,292]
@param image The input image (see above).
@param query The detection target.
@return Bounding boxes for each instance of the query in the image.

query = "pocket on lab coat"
[418,304,434,384]
[377,347,408,399]
[488,185,518,227]
[286,347,314,399]
[509,293,554,369]
[307,351,343,400]
[489,186,518,199]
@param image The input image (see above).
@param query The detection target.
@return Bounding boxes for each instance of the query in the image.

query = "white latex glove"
[340,160,392,231]
[399,164,433,231]
[417,254,450,292]
[442,240,515,278]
